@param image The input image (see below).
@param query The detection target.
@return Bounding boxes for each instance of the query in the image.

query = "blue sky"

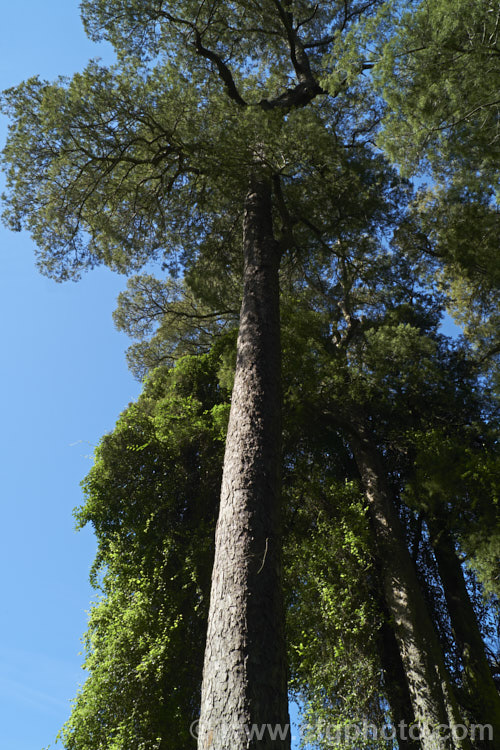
[0,4,144,749]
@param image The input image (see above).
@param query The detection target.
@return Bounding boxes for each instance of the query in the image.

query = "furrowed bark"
[197,175,290,750]
[428,523,500,745]
[350,421,471,750]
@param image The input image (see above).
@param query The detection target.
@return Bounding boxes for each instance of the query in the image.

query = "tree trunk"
[377,611,420,750]
[350,420,470,750]
[429,522,500,745]
[197,175,290,750]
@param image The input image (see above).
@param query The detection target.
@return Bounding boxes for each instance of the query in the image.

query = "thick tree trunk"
[428,523,500,745]
[350,421,470,750]
[198,175,290,750]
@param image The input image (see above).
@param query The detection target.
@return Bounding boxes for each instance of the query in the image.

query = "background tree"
[373,0,500,186]
[372,0,500,386]
[277,234,500,748]
[59,350,229,750]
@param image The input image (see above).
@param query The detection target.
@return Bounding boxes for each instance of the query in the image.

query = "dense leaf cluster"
[60,353,229,750]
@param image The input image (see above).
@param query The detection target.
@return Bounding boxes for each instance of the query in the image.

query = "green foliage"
[390,189,500,410]
[60,352,230,750]
[1,0,408,291]
[372,0,500,401]
[113,275,239,379]
[374,0,500,188]
[285,477,388,749]
[1,62,243,280]
[404,425,500,602]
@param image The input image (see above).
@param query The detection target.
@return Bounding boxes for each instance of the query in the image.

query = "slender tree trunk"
[198,175,290,750]
[428,522,500,745]
[350,420,470,750]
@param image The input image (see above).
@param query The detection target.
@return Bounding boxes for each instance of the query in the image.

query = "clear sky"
[0,4,143,749]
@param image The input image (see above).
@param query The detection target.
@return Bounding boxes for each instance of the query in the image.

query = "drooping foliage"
[374,0,500,187]
[59,350,230,750]
[371,0,500,393]
[0,0,400,287]
[112,275,239,379]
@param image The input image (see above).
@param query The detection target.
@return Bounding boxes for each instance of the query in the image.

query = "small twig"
[257,538,269,574]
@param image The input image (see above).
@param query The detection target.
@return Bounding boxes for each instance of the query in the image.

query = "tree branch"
[193,29,248,107]
[271,0,313,84]
[156,7,247,107]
